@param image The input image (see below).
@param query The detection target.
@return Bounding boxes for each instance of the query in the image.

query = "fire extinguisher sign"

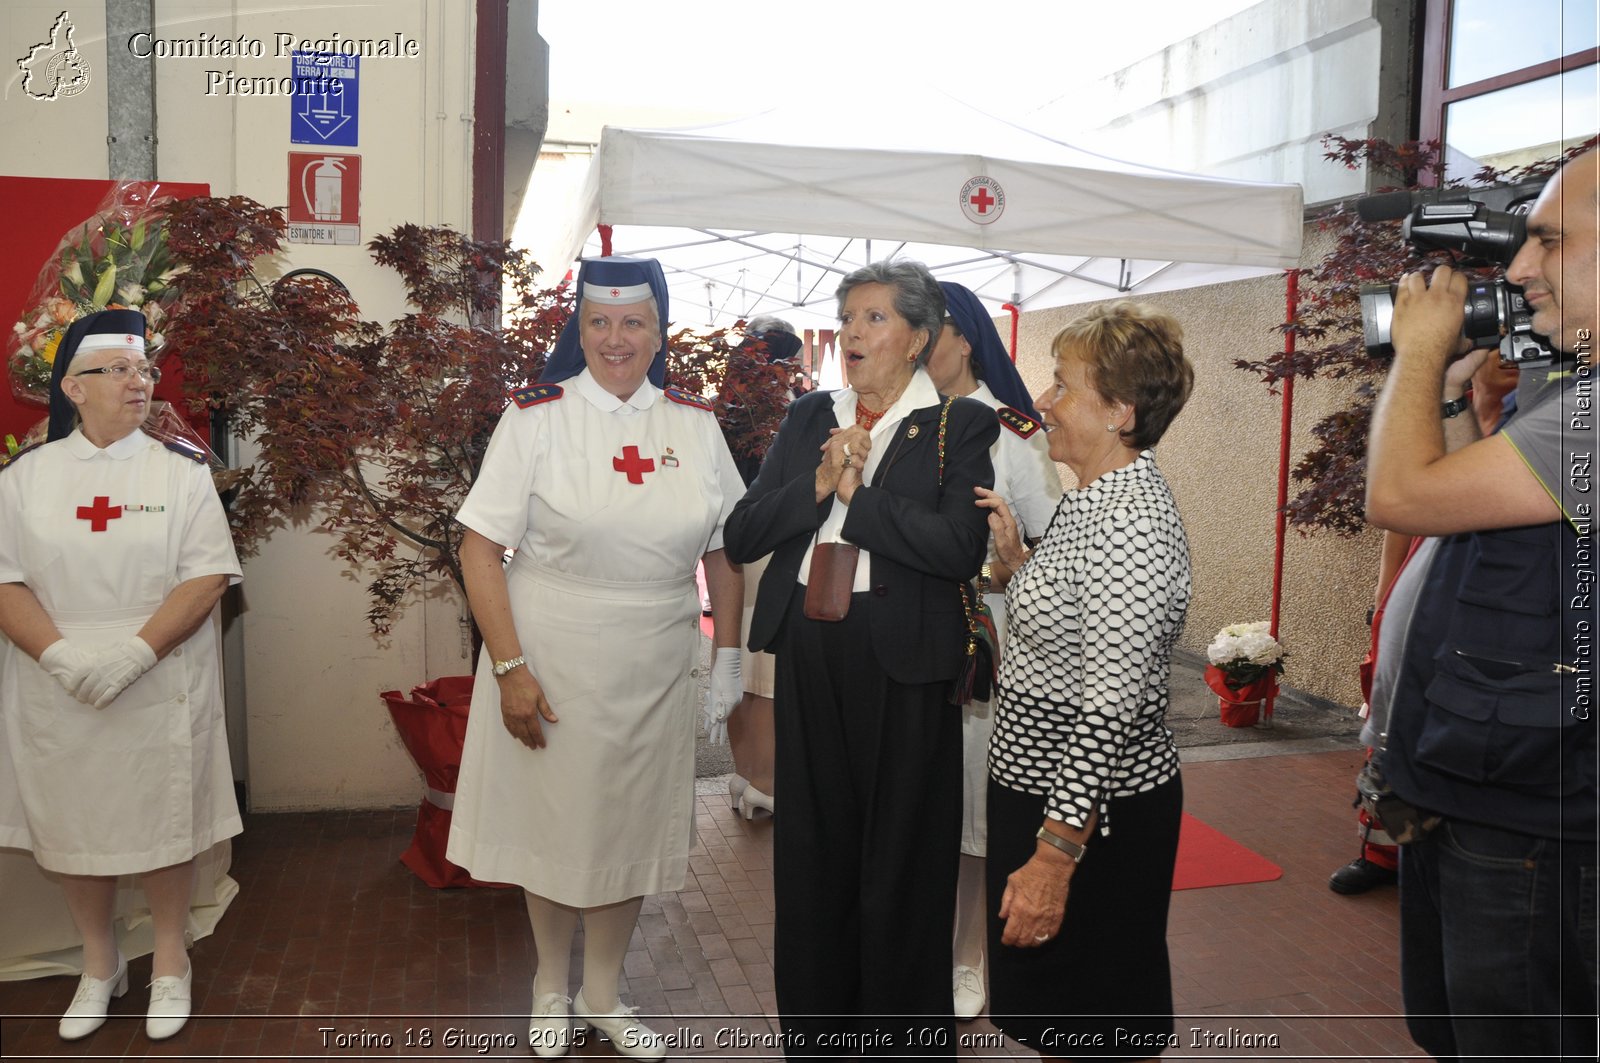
[287,151,361,245]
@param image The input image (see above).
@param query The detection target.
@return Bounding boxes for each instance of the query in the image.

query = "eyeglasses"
[73,362,162,384]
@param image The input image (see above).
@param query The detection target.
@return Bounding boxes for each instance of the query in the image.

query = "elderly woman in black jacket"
[725,260,996,1057]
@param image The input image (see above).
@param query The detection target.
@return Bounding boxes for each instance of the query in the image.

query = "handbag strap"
[933,396,980,656]
[935,395,953,488]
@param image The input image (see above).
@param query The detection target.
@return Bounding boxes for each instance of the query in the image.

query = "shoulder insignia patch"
[664,387,714,413]
[997,407,1041,439]
[0,442,41,473]
[512,383,563,409]
[162,437,209,463]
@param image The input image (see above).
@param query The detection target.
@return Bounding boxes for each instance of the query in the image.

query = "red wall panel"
[0,176,210,444]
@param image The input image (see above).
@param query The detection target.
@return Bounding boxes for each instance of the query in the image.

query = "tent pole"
[1270,269,1299,642]
[1001,303,1020,362]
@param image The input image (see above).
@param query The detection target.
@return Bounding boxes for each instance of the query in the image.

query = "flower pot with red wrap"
[381,676,511,889]
[1204,622,1287,728]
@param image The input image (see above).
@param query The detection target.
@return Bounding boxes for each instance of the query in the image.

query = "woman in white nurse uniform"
[925,283,1062,1022]
[0,309,242,1042]
[448,257,744,1061]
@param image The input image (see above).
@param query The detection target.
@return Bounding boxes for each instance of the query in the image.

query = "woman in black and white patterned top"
[975,301,1193,1058]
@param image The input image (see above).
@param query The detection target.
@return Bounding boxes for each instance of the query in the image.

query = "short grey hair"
[746,314,797,336]
[834,260,945,364]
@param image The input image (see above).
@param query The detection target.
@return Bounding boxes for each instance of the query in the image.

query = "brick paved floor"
[0,746,1423,1061]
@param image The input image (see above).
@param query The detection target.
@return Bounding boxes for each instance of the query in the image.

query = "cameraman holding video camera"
[1366,148,1597,1060]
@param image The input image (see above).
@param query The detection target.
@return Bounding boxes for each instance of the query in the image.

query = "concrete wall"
[1009,223,1379,709]
[1036,0,1416,205]
[3,3,114,175]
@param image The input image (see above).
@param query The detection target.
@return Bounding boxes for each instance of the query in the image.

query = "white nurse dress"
[447,369,744,906]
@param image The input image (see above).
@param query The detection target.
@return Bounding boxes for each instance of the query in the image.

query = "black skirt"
[985,774,1183,1060]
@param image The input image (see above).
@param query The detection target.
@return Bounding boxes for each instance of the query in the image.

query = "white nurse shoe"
[145,963,192,1040]
[58,952,129,1040]
[529,991,573,1058]
[573,988,665,1061]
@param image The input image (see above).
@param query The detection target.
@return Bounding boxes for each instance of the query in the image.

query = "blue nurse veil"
[540,257,671,389]
[938,282,1039,420]
[47,308,148,442]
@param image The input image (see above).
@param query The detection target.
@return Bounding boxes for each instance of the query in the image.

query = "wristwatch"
[1441,391,1472,419]
[492,655,526,677]
[978,562,994,596]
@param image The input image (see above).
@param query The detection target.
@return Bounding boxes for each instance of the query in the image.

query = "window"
[1419,0,1598,181]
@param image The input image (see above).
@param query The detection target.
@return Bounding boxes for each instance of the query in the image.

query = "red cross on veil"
[77,496,122,532]
[613,445,656,484]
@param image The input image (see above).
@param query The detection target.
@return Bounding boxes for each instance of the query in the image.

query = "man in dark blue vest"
[1366,149,1598,1060]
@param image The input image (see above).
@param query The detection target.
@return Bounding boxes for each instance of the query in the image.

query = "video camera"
[1357,178,1552,365]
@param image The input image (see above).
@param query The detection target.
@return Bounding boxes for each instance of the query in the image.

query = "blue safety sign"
[290,51,358,146]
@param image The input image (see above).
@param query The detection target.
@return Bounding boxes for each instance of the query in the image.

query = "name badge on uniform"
[660,447,680,468]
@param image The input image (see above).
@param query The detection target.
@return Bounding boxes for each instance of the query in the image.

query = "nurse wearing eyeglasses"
[0,308,243,1043]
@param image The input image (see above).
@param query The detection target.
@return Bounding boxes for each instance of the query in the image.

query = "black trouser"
[986,775,1183,1059]
[772,591,962,1061]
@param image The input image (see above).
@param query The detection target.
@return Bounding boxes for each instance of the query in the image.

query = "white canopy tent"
[552,94,1305,333]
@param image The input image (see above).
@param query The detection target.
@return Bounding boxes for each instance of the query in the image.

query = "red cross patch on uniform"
[77,496,122,532]
[997,407,1041,439]
[663,387,714,413]
[613,445,655,484]
[511,383,564,409]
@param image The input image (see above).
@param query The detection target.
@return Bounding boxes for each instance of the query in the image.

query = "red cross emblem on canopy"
[613,445,656,484]
[77,496,122,532]
[959,176,1006,225]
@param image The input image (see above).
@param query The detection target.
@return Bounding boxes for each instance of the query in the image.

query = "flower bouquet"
[1204,621,1286,728]
[8,181,180,408]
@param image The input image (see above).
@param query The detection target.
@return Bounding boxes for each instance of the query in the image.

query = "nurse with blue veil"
[448,257,745,1060]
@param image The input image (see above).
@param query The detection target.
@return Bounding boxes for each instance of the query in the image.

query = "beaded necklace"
[854,378,910,431]
[854,403,887,431]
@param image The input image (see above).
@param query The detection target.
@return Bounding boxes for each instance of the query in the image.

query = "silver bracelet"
[1036,826,1087,863]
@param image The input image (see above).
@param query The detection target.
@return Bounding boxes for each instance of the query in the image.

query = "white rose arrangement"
[1206,621,1287,689]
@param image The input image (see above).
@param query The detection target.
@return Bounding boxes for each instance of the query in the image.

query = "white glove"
[78,637,158,710]
[702,647,741,746]
[39,639,97,699]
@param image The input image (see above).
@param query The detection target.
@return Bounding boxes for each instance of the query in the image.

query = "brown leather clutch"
[802,542,860,621]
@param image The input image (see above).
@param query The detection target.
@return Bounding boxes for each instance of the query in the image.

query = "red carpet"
[1172,813,1282,890]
